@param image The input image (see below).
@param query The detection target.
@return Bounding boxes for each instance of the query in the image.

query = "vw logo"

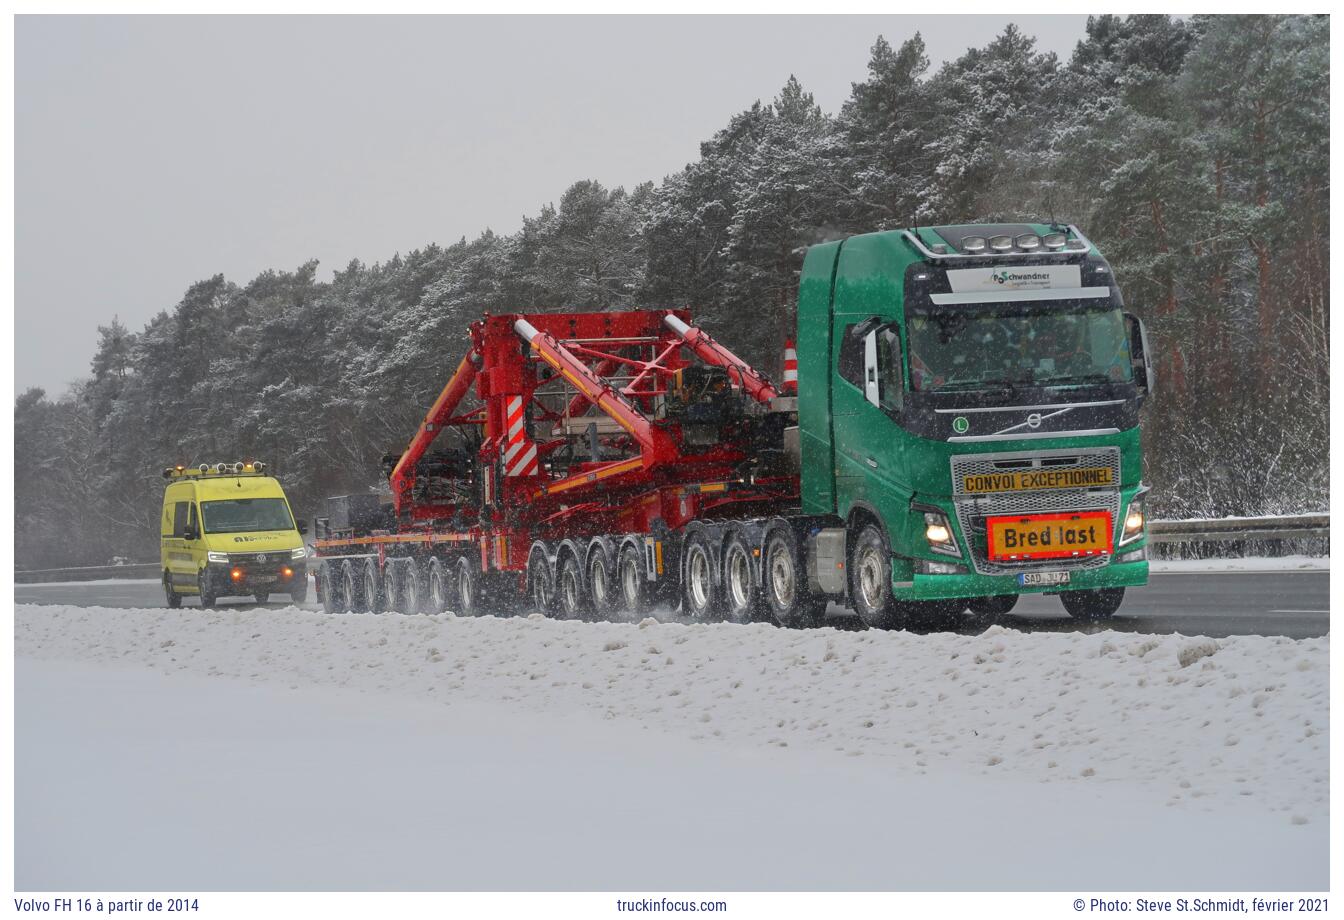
[1026,413,1043,429]
[256,553,268,563]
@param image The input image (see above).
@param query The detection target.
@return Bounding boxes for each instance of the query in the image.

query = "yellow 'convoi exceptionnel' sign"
[962,466,1114,494]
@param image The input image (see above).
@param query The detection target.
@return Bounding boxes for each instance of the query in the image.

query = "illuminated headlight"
[291,547,308,559]
[923,511,960,557]
[207,551,230,564]
[1042,232,1067,250]
[1120,498,1145,546]
[988,235,1014,252]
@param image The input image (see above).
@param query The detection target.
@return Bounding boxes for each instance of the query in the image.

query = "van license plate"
[1019,571,1070,587]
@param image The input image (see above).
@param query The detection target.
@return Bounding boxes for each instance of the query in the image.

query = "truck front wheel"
[850,524,903,631]
[1061,587,1124,621]
[762,525,825,628]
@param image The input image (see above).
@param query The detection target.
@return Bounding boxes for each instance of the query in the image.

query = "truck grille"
[949,447,1122,576]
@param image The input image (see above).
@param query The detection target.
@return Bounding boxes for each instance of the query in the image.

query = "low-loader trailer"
[312,222,1154,628]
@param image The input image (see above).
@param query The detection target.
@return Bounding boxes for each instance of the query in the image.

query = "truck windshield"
[906,299,1133,392]
[200,498,295,534]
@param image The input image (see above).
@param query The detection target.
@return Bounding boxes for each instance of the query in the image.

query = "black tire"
[319,562,343,614]
[849,523,904,630]
[555,552,586,620]
[254,592,270,604]
[761,524,826,628]
[289,575,309,605]
[681,530,719,622]
[968,594,1018,618]
[455,557,482,616]
[618,541,651,617]
[198,569,218,609]
[528,548,556,616]
[426,558,451,614]
[394,558,425,614]
[363,559,384,614]
[164,574,182,609]
[1060,587,1125,621]
[341,559,366,613]
[721,529,760,624]
[587,544,617,621]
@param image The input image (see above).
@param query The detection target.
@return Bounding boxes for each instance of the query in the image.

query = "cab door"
[162,485,201,590]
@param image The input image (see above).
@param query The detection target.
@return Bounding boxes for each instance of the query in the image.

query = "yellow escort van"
[160,461,308,607]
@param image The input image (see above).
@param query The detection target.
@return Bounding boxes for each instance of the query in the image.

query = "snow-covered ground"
[1150,555,1329,573]
[15,604,1329,890]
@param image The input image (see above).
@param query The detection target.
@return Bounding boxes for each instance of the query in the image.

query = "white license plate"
[1018,571,1070,587]
[251,574,277,584]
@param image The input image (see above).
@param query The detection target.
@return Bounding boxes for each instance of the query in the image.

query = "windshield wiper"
[1037,374,1117,387]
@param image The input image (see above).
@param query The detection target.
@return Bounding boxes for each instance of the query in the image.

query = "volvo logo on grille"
[1026,413,1043,429]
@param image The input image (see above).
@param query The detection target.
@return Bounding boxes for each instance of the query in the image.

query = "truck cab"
[797,223,1153,627]
[160,461,309,608]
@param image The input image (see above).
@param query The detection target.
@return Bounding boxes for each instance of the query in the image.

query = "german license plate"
[251,574,277,583]
[1018,571,1070,587]
[987,511,1113,561]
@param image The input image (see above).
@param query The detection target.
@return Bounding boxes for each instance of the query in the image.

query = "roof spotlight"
[198,463,210,473]
[1015,234,1041,251]
[1042,232,1067,251]
[215,463,229,474]
[961,236,987,253]
[989,235,1014,252]
[233,462,245,474]
[162,468,173,479]
[253,461,266,474]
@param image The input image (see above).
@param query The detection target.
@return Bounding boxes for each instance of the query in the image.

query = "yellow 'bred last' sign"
[962,467,1115,494]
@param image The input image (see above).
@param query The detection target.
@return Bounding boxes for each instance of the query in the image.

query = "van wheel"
[762,524,826,628]
[164,574,182,609]
[198,570,218,609]
[289,576,308,605]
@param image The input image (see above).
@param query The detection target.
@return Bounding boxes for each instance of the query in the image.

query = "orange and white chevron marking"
[501,395,539,476]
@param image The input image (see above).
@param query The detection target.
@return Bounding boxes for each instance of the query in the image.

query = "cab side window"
[838,324,866,390]
[173,501,190,537]
[877,327,904,412]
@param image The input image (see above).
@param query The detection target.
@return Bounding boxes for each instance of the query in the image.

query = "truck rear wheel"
[681,530,718,622]
[721,529,760,624]
[618,542,651,617]
[394,558,425,614]
[555,552,586,620]
[426,558,450,614]
[341,559,366,612]
[363,559,384,613]
[1061,587,1124,622]
[528,550,556,617]
[850,524,904,631]
[587,544,616,621]
[762,525,825,628]
[455,557,481,616]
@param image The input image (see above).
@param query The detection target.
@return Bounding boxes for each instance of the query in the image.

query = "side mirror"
[296,520,308,536]
[182,526,198,541]
[1124,312,1156,399]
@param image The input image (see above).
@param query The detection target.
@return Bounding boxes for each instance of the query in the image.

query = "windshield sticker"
[947,265,1082,293]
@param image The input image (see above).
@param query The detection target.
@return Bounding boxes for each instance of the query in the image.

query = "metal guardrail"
[13,515,1328,584]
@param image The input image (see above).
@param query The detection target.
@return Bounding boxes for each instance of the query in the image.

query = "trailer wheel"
[341,559,366,612]
[319,561,343,614]
[363,559,385,614]
[681,530,719,622]
[394,558,426,615]
[426,558,451,615]
[721,530,760,624]
[556,552,586,620]
[528,550,557,617]
[849,524,903,630]
[198,569,218,609]
[1060,588,1124,621]
[455,557,481,616]
[618,542,651,617]
[587,544,616,621]
[761,525,825,628]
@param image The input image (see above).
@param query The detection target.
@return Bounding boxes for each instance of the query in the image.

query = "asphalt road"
[14,569,1330,639]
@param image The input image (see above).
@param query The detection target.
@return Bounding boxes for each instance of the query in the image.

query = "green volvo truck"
[779,221,1153,628]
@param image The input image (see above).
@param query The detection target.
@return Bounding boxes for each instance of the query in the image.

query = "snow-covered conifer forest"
[14,16,1328,569]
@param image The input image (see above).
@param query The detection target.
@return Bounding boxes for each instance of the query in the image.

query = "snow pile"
[15,604,1327,819]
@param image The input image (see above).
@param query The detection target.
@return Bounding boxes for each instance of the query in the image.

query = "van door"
[163,487,200,590]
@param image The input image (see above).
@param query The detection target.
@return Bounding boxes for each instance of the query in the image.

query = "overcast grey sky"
[16,14,1092,396]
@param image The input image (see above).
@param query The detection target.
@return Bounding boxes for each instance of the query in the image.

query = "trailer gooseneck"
[313,222,1155,629]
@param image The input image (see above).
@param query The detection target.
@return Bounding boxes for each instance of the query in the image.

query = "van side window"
[173,501,190,537]
[838,324,865,390]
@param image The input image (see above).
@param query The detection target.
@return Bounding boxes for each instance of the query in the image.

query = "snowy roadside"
[1150,555,1328,573]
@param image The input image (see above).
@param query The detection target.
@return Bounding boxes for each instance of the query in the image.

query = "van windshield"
[200,498,295,534]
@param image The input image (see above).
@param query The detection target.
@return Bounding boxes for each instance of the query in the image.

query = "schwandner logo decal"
[948,265,1082,293]
[992,270,1053,286]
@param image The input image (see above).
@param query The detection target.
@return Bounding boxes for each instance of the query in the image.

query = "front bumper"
[206,561,307,596]
[895,557,1149,601]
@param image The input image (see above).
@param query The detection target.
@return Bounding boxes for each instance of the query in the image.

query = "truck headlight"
[923,511,960,557]
[291,547,308,559]
[207,551,230,564]
[1120,498,1145,546]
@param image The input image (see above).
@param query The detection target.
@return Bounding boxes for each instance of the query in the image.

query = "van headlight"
[207,551,230,564]
[291,547,308,559]
[1120,497,1145,546]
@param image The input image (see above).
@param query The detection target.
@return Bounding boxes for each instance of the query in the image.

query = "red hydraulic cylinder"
[389,349,480,514]
[513,318,678,464]
[663,314,780,404]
